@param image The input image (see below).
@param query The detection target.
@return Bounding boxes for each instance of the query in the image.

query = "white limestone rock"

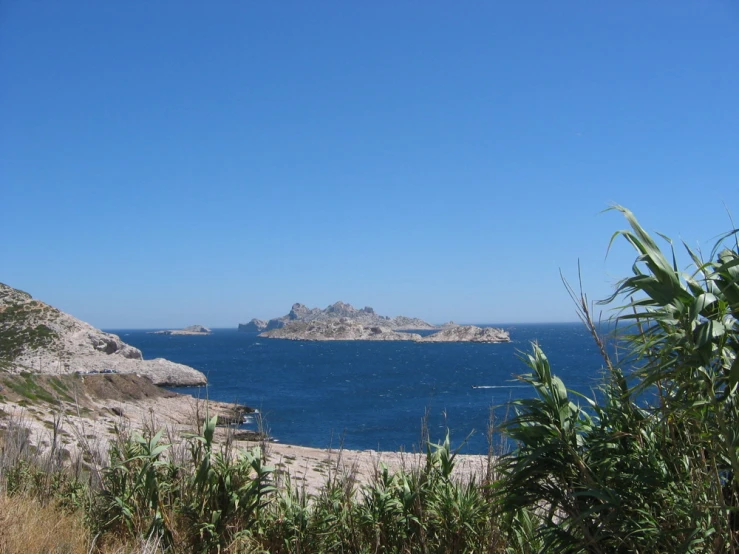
[260,319,422,341]
[419,325,510,343]
[242,301,437,332]
[0,282,207,386]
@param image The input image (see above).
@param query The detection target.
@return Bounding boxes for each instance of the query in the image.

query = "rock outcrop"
[151,325,212,335]
[0,282,207,386]
[238,319,268,332]
[260,319,422,341]
[419,325,510,343]
[241,301,438,332]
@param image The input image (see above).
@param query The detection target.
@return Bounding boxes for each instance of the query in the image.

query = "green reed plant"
[604,206,739,550]
[250,431,500,554]
[93,415,276,553]
[98,428,174,545]
[261,474,314,553]
[498,206,739,553]
[352,433,496,554]
[180,414,275,552]
[358,462,409,551]
[307,472,360,553]
[261,472,362,554]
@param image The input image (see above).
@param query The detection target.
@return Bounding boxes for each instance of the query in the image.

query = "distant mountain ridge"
[239,301,438,332]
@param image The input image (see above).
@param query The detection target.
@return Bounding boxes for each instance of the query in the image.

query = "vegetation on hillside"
[0,298,58,364]
[0,207,737,552]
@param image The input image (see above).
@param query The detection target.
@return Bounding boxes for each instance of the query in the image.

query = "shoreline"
[245,440,491,496]
[0,375,489,496]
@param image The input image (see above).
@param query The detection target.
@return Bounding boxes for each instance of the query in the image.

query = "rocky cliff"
[259,319,422,341]
[241,301,438,332]
[0,282,207,386]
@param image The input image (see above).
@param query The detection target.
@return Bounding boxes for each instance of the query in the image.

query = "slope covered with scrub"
[0,282,205,386]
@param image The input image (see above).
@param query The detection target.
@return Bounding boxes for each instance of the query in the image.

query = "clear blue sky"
[2,1,738,329]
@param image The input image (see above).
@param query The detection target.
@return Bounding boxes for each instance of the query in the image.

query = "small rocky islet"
[240,301,510,343]
[150,325,212,335]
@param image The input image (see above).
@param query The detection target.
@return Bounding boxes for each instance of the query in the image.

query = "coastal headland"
[0,282,206,386]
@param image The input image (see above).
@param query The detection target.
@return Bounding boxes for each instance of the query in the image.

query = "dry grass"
[0,494,168,554]
[0,493,89,554]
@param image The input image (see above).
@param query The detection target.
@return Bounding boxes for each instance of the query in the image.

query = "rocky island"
[242,301,510,343]
[150,325,212,335]
[0,282,207,386]
[240,301,437,332]
[261,320,423,341]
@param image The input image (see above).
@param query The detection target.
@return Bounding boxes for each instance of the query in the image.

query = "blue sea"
[111,324,608,455]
